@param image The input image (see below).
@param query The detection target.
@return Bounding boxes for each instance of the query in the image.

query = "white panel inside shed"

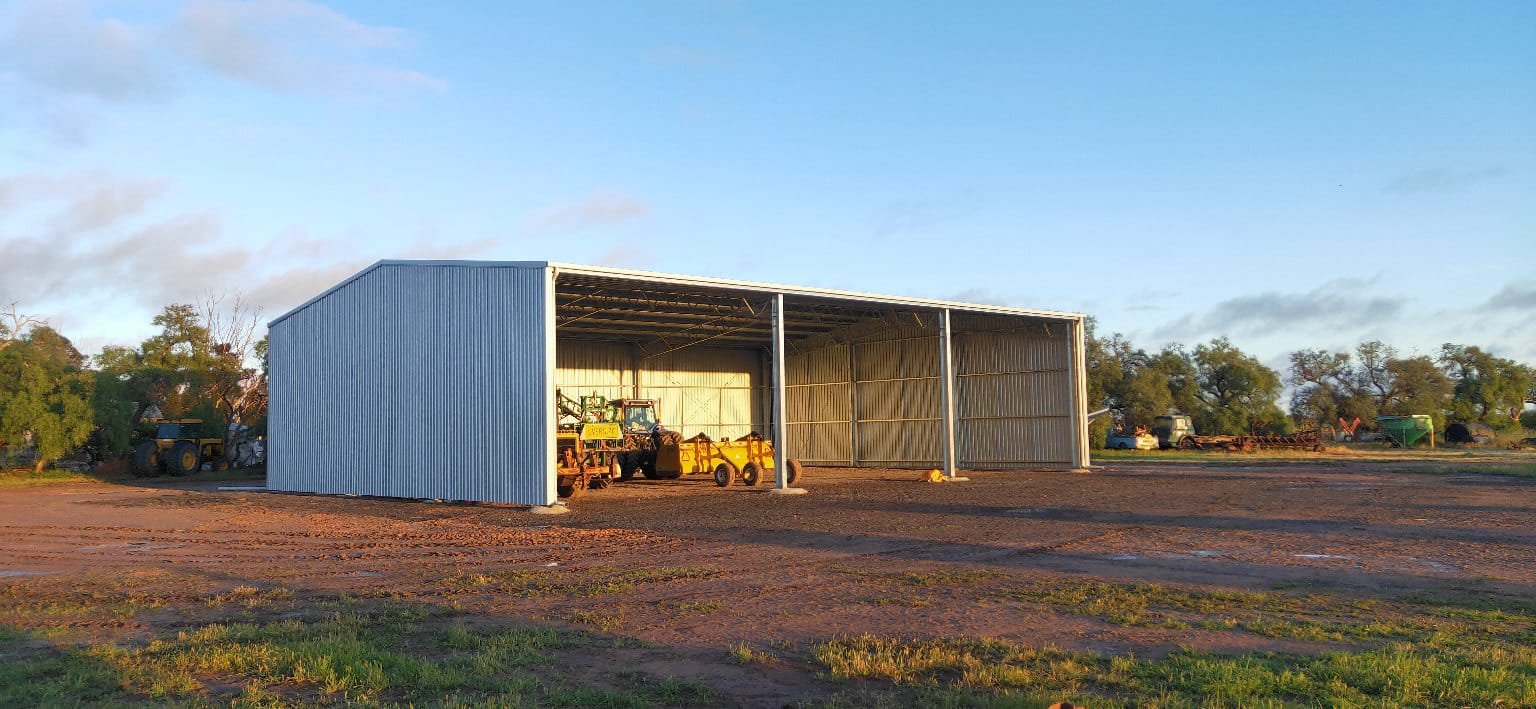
[556,339,765,440]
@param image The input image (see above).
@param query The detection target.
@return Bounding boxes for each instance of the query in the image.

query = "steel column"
[1069,317,1090,469]
[938,308,963,480]
[771,293,790,488]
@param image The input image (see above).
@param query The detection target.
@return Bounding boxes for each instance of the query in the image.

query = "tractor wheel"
[618,454,636,481]
[786,459,804,487]
[132,442,160,477]
[640,461,662,480]
[740,463,760,487]
[165,441,200,476]
[713,462,736,487]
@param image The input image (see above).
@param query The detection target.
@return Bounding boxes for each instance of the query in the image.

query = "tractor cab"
[614,399,660,433]
[154,420,202,440]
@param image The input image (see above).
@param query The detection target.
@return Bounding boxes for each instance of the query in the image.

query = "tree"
[0,325,95,471]
[1382,355,1452,418]
[1192,338,1286,434]
[1439,344,1534,427]
[92,295,269,447]
[1287,342,1452,428]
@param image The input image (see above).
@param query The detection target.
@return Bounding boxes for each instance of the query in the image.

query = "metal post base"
[768,487,808,495]
[944,476,970,482]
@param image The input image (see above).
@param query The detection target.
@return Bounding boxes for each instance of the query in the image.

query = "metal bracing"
[938,308,959,479]
[770,293,790,488]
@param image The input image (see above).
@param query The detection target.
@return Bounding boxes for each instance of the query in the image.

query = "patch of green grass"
[670,600,725,614]
[1000,579,1435,641]
[0,468,99,488]
[1,593,716,707]
[899,569,1005,587]
[204,584,295,609]
[812,633,1536,707]
[564,609,627,632]
[728,642,773,665]
[865,594,934,608]
[440,565,722,598]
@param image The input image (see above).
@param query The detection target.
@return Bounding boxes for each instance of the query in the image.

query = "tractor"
[132,419,228,477]
[555,392,683,497]
[554,390,803,498]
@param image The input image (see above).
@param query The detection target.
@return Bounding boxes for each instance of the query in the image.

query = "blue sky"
[1,0,1532,370]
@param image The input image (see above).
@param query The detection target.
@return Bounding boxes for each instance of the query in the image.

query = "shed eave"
[548,262,1085,321]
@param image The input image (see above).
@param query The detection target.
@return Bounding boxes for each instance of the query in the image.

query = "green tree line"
[1085,321,1536,446]
[0,298,267,471]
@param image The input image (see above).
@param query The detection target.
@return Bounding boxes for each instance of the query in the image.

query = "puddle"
[77,542,177,552]
[351,571,383,578]
[1422,560,1460,573]
[0,569,55,578]
[1103,554,1141,561]
[1294,553,1351,560]
[1189,550,1225,558]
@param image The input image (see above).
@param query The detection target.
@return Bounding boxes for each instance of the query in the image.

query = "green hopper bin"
[1376,415,1433,447]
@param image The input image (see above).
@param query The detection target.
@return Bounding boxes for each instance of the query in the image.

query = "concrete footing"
[530,504,571,515]
[768,487,808,495]
[944,476,971,482]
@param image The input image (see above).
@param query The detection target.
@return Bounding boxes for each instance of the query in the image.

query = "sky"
[1,0,1533,373]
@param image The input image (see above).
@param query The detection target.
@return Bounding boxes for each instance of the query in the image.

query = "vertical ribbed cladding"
[851,333,942,467]
[953,329,1074,467]
[638,347,761,439]
[785,343,854,464]
[269,263,551,505]
[555,340,631,400]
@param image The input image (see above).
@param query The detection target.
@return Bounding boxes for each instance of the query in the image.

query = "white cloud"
[169,0,444,94]
[0,0,170,103]
[529,191,650,233]
[0,0,442,125]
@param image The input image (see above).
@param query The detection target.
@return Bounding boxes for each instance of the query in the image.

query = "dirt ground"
[3,452,1535,705]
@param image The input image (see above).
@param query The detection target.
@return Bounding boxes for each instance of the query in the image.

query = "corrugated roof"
[268,260,1084,333]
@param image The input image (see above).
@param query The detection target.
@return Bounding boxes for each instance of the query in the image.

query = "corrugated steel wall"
[556,340,633,401]
[556,340,765,440]
[781,321,1076,469]
[955,330,1074,466]
[853,333,943,465]
[785,344,853,465]
[268,263,553,505]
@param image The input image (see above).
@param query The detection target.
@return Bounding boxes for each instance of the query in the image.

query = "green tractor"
[132,419,228,477]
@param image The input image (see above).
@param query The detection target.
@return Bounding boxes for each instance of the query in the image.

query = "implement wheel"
[714,462,736,488]
[558,475,587,499]
[132,441,161,477]
[786,459,804,487]
[740,463,760,487]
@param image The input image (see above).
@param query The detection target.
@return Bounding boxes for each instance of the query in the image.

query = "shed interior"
[554,272,1079,469]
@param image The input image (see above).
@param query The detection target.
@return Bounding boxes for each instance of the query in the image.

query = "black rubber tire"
[740,463,760,487]
[165,441,200,476]
[714,463,735,487]
[786,459,803,487]
[132,441,160,477]
[640,460,663,480]
[618,454,636,481]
